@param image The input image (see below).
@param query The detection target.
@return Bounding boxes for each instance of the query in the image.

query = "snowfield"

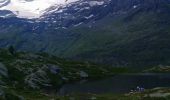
[0,0,79,18]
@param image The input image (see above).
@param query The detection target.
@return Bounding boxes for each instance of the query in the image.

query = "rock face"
[0,10,15,18]
[0,62,8,77]
[24,65,51,89]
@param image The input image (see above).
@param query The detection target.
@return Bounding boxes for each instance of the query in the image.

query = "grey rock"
[79,71,88,78]
[0,62,8,77]
[47,64,61,74]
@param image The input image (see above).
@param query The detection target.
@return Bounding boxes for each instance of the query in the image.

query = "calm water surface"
[59,74,170,95]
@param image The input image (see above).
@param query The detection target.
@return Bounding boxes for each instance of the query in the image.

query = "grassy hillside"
[64,7,170,67]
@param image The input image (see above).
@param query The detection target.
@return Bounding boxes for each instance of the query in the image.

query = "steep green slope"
[63,6,170,67]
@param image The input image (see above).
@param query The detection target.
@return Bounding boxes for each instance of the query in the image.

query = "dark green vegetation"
[0,48,130,100]
[69,8,170,67]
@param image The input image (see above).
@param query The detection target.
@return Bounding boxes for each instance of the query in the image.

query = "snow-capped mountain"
[0,0,79,18]
[1,0,169,32]
[0,0,169,32]
[0,0,114,34]
[38,0,111,28]
[0,0,170,67]
[0,0,111,27]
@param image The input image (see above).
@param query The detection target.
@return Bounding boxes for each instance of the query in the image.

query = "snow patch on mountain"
[0,0,79,19]
[89,1,104,6]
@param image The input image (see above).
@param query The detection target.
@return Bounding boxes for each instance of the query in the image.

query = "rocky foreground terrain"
[0,48,128,100]
[0,48,169,100]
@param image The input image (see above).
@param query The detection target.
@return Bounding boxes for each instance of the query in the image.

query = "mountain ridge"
[0,0,170,67]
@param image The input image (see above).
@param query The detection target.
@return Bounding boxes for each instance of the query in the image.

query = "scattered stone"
[90,96,97,100]
[149,92,170,97]
[79,71,88,78]
[62,77,69,81]
[47,64,61,74]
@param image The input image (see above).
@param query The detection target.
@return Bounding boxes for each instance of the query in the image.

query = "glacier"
[0,0,79,19]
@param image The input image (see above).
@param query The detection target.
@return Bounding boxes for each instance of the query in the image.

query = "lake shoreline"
[58,73,170,95]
